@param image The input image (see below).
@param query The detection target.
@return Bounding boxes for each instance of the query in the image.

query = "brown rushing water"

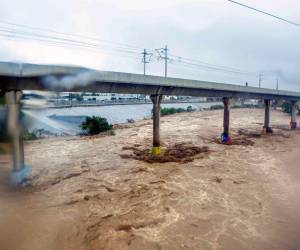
[0,108,300,250]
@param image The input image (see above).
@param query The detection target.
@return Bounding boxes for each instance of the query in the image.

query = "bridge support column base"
[262,127,273,134]
[221,132,232,145]
[10,165,30,187]
[152,146,161,155]
[290,122,297,130]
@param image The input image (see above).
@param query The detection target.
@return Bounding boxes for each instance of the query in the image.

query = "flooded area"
[0,108,300,250]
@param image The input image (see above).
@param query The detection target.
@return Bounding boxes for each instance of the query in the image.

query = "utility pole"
[156,45,169,78]
[164,45,168,78]
[141,49,152,75]
[259,73,262,88]
[276,78,279,90]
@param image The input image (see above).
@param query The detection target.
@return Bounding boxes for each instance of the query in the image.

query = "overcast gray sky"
[0,0,300,90]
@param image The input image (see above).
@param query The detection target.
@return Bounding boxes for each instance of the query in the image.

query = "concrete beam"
[5,90,29,186]
[150,94,163,155]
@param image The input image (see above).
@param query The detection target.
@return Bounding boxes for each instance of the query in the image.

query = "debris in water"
[120,143,210,163]
[211,176,223,183]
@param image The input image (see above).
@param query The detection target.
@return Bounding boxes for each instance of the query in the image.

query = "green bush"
[160,107,185,116]
[282,102,292,114]
[210,105,224,110]
[81,116,113,135]
[159,106,196,116]
[24,129,50,140]
[24,129,39,140]
[187,105,195,112]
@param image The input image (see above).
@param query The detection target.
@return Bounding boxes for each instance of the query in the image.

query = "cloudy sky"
[0,0,300,90]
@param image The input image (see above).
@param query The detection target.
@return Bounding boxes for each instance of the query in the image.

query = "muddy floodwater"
[1,108,300,250]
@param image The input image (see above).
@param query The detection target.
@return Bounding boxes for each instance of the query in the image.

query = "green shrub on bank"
[24,129,50,140]
[81,116,113,135]
[24,129,38,140]
[210,105,224,110]
[282,102,292,114]
[160,107,191,116]
[187,105,194,112]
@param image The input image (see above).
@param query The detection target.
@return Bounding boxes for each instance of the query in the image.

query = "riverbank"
[0,108,300,250]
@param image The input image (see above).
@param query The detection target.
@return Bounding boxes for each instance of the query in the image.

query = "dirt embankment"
[0,108,300,250]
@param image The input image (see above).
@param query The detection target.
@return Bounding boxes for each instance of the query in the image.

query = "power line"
[0,20,144,51]
[0,27,140,54]
[0,28,143,59]
[0,33,142,61]
[170,53,257,76]
[0,20,268,81]
[170,54,258,77]
[169,63,257,85]
[227,0,300,28]
[1,28,262,80]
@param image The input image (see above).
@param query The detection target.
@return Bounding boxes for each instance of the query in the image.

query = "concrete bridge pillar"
[150,94,163,155]
[5,90,29,186]
[221,97,232,144]
[290,101,297,129]
[263,99,273,134]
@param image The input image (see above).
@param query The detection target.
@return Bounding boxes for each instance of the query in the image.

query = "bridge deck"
[0,62,299,101]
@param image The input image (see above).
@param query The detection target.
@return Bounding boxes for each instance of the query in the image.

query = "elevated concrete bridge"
[0,62,299,185]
